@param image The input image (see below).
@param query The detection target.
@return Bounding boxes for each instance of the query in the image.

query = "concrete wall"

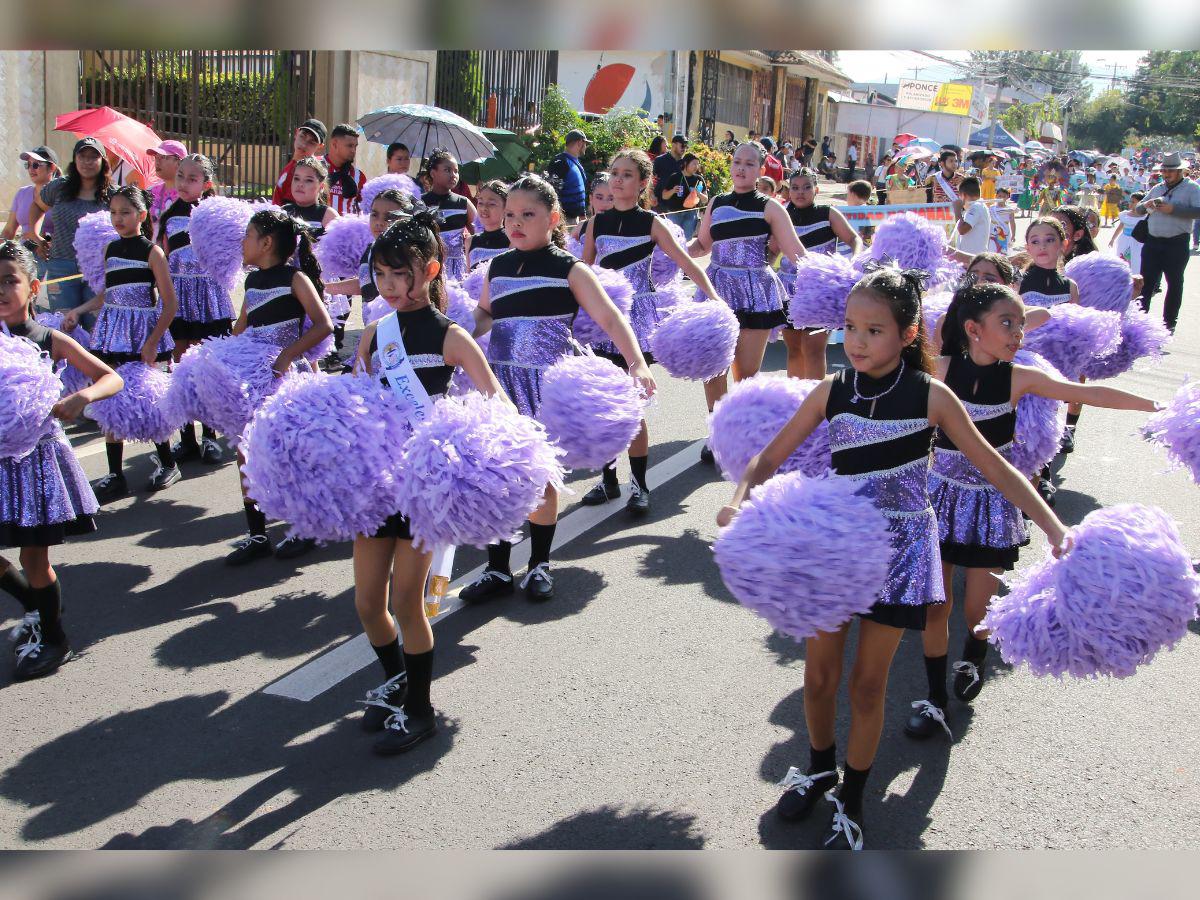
[350,51,436,178]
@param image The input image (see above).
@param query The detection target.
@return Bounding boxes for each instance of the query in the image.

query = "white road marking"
[264,438,706,701]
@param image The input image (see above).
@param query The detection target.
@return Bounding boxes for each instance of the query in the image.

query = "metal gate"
[435,51,558,132]
[78,50,317,199]
[698,51,720,146]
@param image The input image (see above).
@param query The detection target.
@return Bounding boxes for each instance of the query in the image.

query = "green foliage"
[1123,51,1200,143]
[440,51,485,124]
[1069,90,1133,153]
[518,84,582,174]
[684,141,731,196]
[1000,95,1064,142]
[578,107,658,174]
[968,51,1092,101]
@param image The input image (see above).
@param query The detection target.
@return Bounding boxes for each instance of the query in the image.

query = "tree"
[968,51,1092,101]
[1069,90,1133,153]
[1000,95,1064,142]
[1123,51,1200,142]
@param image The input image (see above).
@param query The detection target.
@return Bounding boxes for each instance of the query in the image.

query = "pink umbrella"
[55,107,163,186]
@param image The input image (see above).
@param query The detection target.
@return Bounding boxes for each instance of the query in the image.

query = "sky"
[837,50,1148,92]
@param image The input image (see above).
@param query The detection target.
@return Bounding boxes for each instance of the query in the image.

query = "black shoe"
[200,437,224,465]
[225,534,273,566]
[93,472,128,503]
[903,699,953,740]
[699,443,715,465]
[626,482,650,516]
[172,440,201,462]
[373,707,437,755]
[358,672,408,733]
[459,568,514,604]
[520,563,554,601]
[775,767,839,821]
[8,611,40,650]
[1036,478,1056,509]
[274,535,316,560]
[952,659,985,702]
[319,351,344,373]
[13,627,72,681]
[147,462,181,492]
[1060,426,1076,454]
[823,790,865,850]
[581,480,620,506]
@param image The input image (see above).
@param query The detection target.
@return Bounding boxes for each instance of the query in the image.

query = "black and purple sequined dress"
[702,190,787,330]
[423,191,470,282]
[467,228,510,270]
[591,206,674,363]
[826,364,943,630]
[161,198,234,341]
[91,235,174,365]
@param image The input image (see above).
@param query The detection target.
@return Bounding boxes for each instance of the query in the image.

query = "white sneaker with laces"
[823,791,864,850]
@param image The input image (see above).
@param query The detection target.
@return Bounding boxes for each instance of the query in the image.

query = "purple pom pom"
[714,471,893,640]
[788,253,859,330]
[651,218,686,288]
[1022,303,1121,380]
[315,214,372,280]
[300,316,335,364]
[462,262,490,304]
[1080,307,1171,381]
[72,210,118,293]
[1010,350,1067,476]
[708,375,831,481]
[445,282,477,333]
[573,266,634,346]
[191,197,254,292]
[325,293,351,320]
[88,362,183,443]
[927,259,966,295]
[35,311,90,348]
[395,393,565,550]
[565,234,583,259]
[868,212,948,273]
[360,174,420,214]
[1143,378,1200,484]
[983,504,1200,679]
[189,334,293,444]
[537,354,644,470]
[0,332,61,460]
[36,312,92,395]
[163,340,212,424]
[242,372,412,541]
[922,291,954,344]
[649,300,739,381]
[1065,252,1133,314]
[363,297,391,326]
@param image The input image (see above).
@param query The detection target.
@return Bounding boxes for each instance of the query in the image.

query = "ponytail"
[248,207,324,295]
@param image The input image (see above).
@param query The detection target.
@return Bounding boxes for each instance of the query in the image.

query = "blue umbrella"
[357,104,497,164]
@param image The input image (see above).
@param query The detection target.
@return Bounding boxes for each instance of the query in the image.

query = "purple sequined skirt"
[704,263,786,330]
[487,315,574,417]
[91,285,174,360]
[1,426,98,547]
[593,289,674,360]
[170,263,235,339]
[442,231,467,283]
[930,447,1028,569]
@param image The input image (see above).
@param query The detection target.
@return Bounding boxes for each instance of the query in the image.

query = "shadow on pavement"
[501,804,706,850]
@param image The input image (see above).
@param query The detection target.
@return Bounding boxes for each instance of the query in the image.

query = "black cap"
[564,128,591,146]
[20,145,59,167]
[671,133,688,145]
[73,136,104,157]
[298,118,327,143]
[760,136,775,150]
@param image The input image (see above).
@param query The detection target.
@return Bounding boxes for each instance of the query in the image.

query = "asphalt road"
[2,227,1198,850]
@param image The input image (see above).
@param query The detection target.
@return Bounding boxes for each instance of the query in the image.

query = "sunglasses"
[22,161,45,170]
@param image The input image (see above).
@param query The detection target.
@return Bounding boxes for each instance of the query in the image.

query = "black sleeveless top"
[708,190,772,242]
[1019,265,1072,307]
[283,202,329,241]
[367,305,455,396]
[422,191,470,233]
[786,203,837,253]
[935,356,1016,451]
[826,364,934,476]
[470,228,510,252]
[358,243,378,303]
[591,206,656,268]
[486,244,579,320]
[9,317,54,353]
[103,235,156,291]
[244,263,305,329]
[160,199,198,256]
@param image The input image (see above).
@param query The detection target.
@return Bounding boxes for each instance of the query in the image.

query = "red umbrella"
[893,133,918,147]
[55,107,163,186]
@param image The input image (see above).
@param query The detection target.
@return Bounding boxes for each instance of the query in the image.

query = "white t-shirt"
[956,199,992,254]
[848,145,858,163]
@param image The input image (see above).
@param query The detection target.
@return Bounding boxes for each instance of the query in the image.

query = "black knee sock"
[33,580,65,645]
[924,654,949,708]
[629,455,649,491]
[371,636,405,682]
[179,422,198,448]
[962,634,989,664]
[528,523,555,568]
[809,743,837,776]
[333,322,346,351]
[201,424,217,442]
[155,442,175,469]
[601,459,619,490]
[402,648,434,716]
[244,502,268,537]
[0,566,35,612]
[1066,411,1080,429]
[105,441,124,476]
[487,540,512,574]
[839,763,870,816]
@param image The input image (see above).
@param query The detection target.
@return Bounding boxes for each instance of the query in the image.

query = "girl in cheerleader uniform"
[421,150,476,283]
[566,174,614,257]
[282,156,342,367]
[0,240,123,680]
[459,174,654,603]
[467,180,511,269]
[719,266,1068,849]
[324,187,413,323]
[774,167,861,380]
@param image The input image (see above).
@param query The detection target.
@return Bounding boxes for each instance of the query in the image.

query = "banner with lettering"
[840,202,955,231]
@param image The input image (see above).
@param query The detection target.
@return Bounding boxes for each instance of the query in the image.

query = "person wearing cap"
[146,140,187,237]
[271,118,326,206]
[28,137,113,325]
[1133,151,1200,333]
[323,123,368,216]
[3,146,59,278]
[548,128,590,223]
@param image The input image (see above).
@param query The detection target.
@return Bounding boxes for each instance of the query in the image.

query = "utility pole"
[989,72,1006,148]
